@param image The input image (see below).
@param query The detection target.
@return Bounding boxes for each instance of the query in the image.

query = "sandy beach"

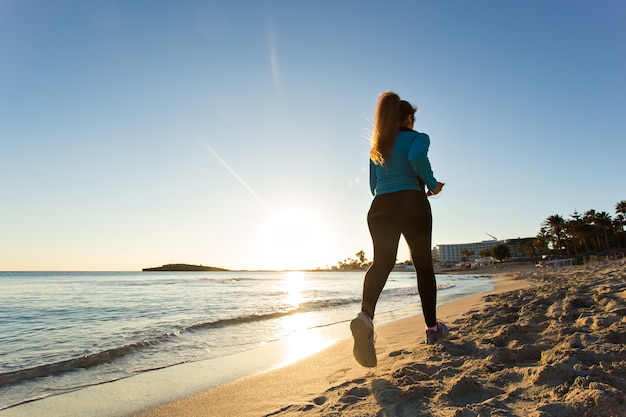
[132,258,626,417]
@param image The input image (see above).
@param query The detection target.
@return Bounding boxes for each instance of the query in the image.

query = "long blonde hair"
[370,92,416,165]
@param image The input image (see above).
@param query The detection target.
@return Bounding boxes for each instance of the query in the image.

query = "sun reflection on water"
[282,271,305,307]
[276,271,336,366]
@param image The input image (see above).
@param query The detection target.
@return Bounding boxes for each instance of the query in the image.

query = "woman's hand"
[427,182,445,196]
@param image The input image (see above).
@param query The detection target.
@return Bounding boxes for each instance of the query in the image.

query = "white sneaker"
[350,312,377,367]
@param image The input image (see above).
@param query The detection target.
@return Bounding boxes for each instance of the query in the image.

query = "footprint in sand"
[389,349,412,357]
[326,368,350,384]
[371,378,403,405]
[443,375,505,407]
[339,386,371,404]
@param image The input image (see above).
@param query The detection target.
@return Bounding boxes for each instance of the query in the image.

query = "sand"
[4,262,621,417]
[132,258,626,417]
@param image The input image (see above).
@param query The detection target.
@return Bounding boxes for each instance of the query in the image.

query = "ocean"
[0,270,493,411]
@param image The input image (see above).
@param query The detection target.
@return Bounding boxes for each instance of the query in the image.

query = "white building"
[433,240,503,265]
[433,237,535,266]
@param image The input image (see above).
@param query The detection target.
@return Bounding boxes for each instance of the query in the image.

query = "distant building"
[433,237,535,266]
[504,237,535,257]
[434,240,502,265]
[472,256,495,267]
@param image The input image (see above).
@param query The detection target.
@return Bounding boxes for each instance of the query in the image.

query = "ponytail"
[370,92,416,165]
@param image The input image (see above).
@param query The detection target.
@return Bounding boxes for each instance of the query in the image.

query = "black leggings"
[361,190,437,327]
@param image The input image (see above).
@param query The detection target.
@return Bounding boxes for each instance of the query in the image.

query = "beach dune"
[136,259,626,417]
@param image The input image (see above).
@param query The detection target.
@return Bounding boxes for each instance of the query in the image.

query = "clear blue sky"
[1,1,624,271]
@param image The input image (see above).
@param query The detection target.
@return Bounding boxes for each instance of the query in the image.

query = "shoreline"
[132,260,626,417]
[131,260,624,417]
[11,261,622,417]
[0,271,516,417]
[131,271,534,417]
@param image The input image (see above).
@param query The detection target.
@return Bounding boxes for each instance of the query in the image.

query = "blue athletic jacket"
[369,127,438,196]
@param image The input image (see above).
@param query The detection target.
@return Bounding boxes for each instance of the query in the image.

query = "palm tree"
[569,210,596,254]
[534,200,625,257]
[583,210,601,252]
[491,243,511,262]
[461,249,475,264]
[355,250,367,265]
[617,201,626,217]
[543,214,566,254]
[616,201,626,233]
[564,216,580,254]
[612,216,624,249]
[534,227,550,255]
[524,241,537,258]
[594,212,613,250]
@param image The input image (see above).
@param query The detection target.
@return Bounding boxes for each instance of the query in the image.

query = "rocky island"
[142,264,229,272]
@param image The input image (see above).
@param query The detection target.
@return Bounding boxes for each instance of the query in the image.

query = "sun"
[257,207,331,270]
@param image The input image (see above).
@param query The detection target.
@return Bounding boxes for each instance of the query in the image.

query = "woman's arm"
[408,133,438,191]
[369,160,377,196]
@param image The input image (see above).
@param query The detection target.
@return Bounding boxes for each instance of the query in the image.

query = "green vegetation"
[534,200,626,258]
[491,243,511,262]
[328,251,414,271]
[330,250,371,271]
[461,249,475,263]
[331,199,625,269]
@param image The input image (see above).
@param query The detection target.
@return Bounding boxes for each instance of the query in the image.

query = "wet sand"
[135,260,626,417]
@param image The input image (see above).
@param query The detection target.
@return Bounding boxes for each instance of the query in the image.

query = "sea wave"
[0,280,456,388]
[0,296,364,387]
[0,338,161,386]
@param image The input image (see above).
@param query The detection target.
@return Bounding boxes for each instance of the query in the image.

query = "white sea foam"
[0,270,492,410]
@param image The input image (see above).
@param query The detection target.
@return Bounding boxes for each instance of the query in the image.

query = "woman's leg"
[361,195,401,319]
[401,192,437,327]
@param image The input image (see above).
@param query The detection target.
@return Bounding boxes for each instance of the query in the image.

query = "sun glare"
[257,207,331,270]
[275,272,336,366]
[276,320,336,367]
[280,271,304,307]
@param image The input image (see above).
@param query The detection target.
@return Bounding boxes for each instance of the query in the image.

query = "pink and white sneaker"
[426,320,449,345]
